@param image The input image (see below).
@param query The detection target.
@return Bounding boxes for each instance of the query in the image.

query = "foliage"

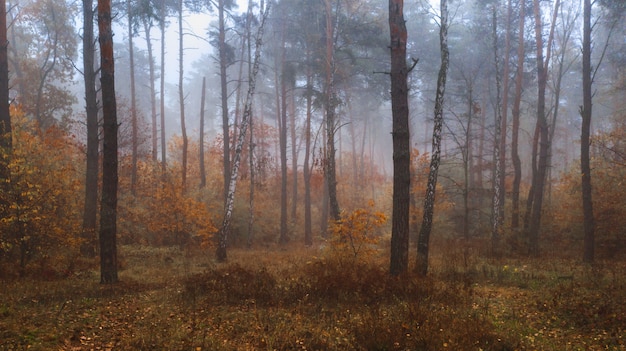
[0,107,83,277]
[328,200,387,263]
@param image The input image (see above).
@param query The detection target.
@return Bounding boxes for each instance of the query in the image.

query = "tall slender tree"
[178,0,188,190]
[580,0,594,262]
[388,0,410,276]
[0,0,11,187]
[216,1,268,262]
[128,0,139,195]
[324,0,340,222]
[98,0,119,283]
[81,0,99,257]
[417,0,449,276]
[511,0,525,231]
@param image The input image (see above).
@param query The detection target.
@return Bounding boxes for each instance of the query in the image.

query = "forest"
[0,0,625,349]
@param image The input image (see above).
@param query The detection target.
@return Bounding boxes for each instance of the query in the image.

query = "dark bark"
[218,0,231,204]
[527,0,559,256]
[128,0,138,196]
[417,0,448,276]
[491,6,503,255]
[511,0,525,230]
[581,0,594,263]
[279,43,288,245]
[303,61,313,246]
[388,0,410,276]
[199,77,207,188]
[81,0,99,257]
[159,0,166,173]
[98,0,119,283]
[0,0,11,187]
[143,19,158,163]
[178,0,187,191]
[324,0,340,223]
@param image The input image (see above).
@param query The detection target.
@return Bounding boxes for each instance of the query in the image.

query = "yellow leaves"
[328,201,388,263]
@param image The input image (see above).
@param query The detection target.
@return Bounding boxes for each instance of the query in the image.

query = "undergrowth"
[0,244,624,350]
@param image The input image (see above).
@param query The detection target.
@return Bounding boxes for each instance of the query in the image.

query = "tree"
[216,1,268,262]
[417,0,449,276]
[128,0,139,195]
[0,0,11,202]
[177,0,188,190]
[80,0,99,257]
[324,0,340,223]
[526,0,559,256]
[490,5,503,255]
[388,0,411,276]
[510,0,525,231]
[199,76,207,188]
[98,0,119,283]
[580,0,593,262]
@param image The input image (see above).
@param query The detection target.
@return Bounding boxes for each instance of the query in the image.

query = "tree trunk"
[143,19,158,163]
[218,0,231,204]
[388,0,410,276]
[98,0,119,284]
[324,0,340,222]
[417,0,448,276]
[178,0,188,191]
[303,59,313,246]
[0,0,11,190]
[199,77,207,188]
[128,0,138,196]
[527,0,559,256]
[216,3,268,262]
[81,0,99,257]
[159,0,166,173]
[491,6,504,255]
[511,0,524,230]
[581,0,594,262]
[279,41,289,245]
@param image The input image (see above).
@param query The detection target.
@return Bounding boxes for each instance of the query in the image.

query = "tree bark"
[216,3,268,262]
[388,0,410,276]
[417,0,448,276]
[527,0,559,256]
[178,0,188,191]
[98,0,119,283]
[218,0,231,204]
[581,0,594,262]
[303,58,313,246]
[511,0,524,230]
[324,0,340,223]
[128,0,138,196]
[199,77,207,188]
[0,0,11,191]
[159,0,166,173]
[143,18,158,163]
[491,6,504,255]
[279,41,289,245]
[81,0,99,257]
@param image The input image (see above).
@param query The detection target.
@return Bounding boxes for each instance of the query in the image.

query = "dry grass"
[0,243,625,350]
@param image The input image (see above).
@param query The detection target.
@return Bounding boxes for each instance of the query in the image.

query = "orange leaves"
[329,200,387,263]
[0,111,83,273]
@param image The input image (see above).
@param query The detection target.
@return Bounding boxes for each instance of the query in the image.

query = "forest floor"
[1,242,625,350]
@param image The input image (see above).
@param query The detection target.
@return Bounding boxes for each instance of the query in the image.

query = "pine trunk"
[581,0,594,262]
[98,0,119,284]
[81,0,99,257]
[388,0,410,276]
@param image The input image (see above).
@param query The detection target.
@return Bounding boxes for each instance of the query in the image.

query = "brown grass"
[0,242,625,350]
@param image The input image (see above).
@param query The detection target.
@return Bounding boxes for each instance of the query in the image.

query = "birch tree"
[417,0,449,276]
[216,2,268,262]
